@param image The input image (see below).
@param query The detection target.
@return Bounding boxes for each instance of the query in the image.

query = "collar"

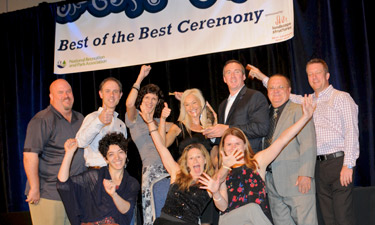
[49,105,79,122]
[314,85,333,100]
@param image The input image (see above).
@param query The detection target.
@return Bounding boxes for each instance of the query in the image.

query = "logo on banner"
[57,60,67,68]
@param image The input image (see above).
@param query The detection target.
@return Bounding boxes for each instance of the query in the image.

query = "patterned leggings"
[142,164,169,225]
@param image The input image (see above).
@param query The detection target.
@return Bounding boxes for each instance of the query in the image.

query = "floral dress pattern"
[224,165,273,222]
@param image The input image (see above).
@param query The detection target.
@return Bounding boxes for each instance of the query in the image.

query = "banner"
[54,0,294,74]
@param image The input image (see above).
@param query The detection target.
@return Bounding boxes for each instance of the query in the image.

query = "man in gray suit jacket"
[203,59,269,153]
[265,74,318,225]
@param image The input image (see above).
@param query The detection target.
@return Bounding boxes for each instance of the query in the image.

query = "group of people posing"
[23,58,359,225]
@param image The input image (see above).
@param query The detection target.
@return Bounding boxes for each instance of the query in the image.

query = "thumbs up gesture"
[99,106,114,125]
[161,102,171,120]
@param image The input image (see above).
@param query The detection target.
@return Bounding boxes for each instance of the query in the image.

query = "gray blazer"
[268,101,317,196]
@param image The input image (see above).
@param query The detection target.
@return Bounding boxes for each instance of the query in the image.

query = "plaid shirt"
[264,78,359,167]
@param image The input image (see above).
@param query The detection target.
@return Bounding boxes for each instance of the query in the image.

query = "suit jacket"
[267,101,317,196]
[218,86,269,153]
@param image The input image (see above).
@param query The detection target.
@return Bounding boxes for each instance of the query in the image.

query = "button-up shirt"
[263,78,359,167]
[76,107,127,167]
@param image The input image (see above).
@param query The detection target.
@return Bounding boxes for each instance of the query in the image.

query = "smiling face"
[49,79,74,114]
[306,62,330,95]
[223,62,246,94]
[183,94,202,119]
[141,93,159,112]
[105,144,127,170]
[186,148,207,178]
[267,75,291,108]
[99,80,123,110]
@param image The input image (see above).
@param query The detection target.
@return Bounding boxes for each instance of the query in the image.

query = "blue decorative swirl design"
[231,0,246,3]
[56,0,168,24]
[189,0,216,9]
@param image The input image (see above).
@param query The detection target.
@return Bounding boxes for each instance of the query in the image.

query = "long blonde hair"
[218,127,258,171]
[177,89,213,134]
[175,143,214,191]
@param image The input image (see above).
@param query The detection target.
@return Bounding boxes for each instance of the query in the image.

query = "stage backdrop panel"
[54,0,294,74]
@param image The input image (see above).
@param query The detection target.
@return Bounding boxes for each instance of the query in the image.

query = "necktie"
[264,108,278,149]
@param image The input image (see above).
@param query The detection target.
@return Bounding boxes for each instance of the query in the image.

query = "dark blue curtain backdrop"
[0,0,373,212]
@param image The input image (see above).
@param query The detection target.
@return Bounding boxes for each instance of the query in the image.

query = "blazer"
[268,101,317,196]
[218,86,269,153]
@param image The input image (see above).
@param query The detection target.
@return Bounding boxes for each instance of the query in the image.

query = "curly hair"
[98,132,128,159]
[218,127,258,171]
[175,143,215,191]
[135,84,164,118]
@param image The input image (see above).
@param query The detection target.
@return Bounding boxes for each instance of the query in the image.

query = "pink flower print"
[232,196,237,202]
[255,198,261,204]
[237,187,243,192]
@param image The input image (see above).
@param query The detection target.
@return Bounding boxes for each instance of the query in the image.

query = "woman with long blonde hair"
[140,103,216,225]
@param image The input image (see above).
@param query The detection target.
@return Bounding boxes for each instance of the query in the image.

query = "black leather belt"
[317,151,344,161]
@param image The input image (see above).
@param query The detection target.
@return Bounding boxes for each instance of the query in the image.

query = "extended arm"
[248,64,305,104]
[125,65,151,122]
[139,104,180,180]
[255,95,315,172]
[158,103,181,147]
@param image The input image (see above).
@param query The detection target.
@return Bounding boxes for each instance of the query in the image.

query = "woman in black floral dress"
[201,95,315,225]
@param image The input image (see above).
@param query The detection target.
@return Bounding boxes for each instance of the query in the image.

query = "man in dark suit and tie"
[264,74,318,225]
[203,59,269,153]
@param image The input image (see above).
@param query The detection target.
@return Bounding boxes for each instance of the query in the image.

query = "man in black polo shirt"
[23,79,86,225]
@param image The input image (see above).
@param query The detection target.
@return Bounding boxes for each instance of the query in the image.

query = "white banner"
[54,0,294,74]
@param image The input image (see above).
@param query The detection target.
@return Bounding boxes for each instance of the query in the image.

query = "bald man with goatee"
[23,79,86,225]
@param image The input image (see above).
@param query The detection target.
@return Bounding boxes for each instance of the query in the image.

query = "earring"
[125,158,129,168]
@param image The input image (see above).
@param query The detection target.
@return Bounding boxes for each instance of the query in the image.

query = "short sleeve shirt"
[24,105,86,200]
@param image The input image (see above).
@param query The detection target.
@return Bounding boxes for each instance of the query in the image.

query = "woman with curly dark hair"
[57,133,140,225]
[125,65,170,225]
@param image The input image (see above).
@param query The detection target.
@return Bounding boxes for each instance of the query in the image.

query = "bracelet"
[146,120,154,124]
[222,165,232,171]
[149,129,158,134]
[132,86,139,91]
[213,196,222,201]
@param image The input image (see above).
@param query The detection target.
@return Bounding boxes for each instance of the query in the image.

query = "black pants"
[315,156,354,225]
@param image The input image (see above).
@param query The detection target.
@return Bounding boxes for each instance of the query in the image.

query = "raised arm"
[57,139,79,182]
[158,102,181,147]
[248,64,305,104]
[139,104,180,180]
[125,65,151,122]
[255,95,315,171]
